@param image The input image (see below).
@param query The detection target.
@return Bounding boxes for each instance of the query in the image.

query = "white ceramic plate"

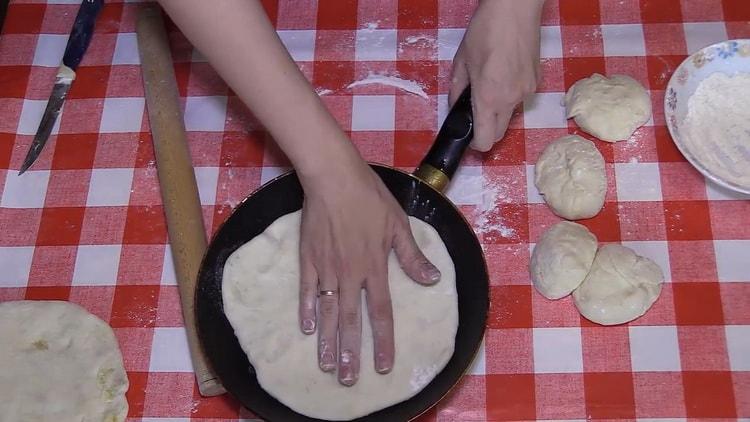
[664,39,750,195]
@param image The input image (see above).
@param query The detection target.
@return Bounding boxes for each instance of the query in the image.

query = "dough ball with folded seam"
[530,221,598,300]
[535,134,607,220]
[564,73,651,142]
[573,244,663,325]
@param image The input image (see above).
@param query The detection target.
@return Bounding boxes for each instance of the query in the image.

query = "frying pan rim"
[206,163,483,240]
[195,163,489,422]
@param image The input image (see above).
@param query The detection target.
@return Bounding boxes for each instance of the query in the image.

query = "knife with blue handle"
[19,0,104,175]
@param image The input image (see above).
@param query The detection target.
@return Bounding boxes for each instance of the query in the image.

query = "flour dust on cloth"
[0,300,129,422]
[223,211,458,421]
[680,72,750,189]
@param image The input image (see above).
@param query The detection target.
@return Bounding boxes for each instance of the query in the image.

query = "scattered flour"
[680,72,750,189]
[346,72,429,99]
[220,167,240,209]
[445,170,518,241]
[397,34,438,56]
[474,175,517,240]
[403,35,435,45]
[222,197,239,209]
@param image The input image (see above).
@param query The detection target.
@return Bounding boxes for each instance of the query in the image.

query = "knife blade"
[19,0,104,175]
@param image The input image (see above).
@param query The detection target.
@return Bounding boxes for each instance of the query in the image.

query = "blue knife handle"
[62,0,104,71]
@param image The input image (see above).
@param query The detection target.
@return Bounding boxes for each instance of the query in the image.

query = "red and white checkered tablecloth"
[2,0,750,420]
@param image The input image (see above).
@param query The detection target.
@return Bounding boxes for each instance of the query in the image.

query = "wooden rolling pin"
[136,5,225,397]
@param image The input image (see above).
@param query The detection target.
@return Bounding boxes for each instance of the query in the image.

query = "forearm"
[479,0,545,23]
[157,0,363,183]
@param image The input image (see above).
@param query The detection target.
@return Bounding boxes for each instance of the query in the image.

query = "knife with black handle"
[19,0,104,175]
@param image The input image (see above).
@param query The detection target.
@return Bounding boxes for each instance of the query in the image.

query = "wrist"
[291,136,370,194]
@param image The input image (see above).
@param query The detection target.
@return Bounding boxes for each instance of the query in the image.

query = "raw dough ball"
[535,135,607,220]
[530,221,598,300]
[573,244,663,325]
[564,73,652,142]
[223,211,458,421]
[0,300,129,422]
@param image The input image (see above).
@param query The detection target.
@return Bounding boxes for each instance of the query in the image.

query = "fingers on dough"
[564,73,652,142]
[298,253,317,334]
[573,244,664,325]
[364,270,395,374]
[337,279,363,386]
[317,282,339,372]
[535,135,607,220]
[393,219,441,285]
[530,221,598,300]
[222,211,458,420]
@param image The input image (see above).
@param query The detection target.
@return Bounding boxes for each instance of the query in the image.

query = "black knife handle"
[62,0,104,71]
[418,86,473,180]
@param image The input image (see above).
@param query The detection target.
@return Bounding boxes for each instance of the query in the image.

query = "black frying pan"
[195,87,489,422]
[0,0,9,34]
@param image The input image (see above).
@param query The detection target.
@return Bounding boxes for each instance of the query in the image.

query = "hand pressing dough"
[222,211,458,421]
[530,221,598,300]
[564,73,652,142]
[573,244,663,325]
[0,300,129,422]
[535,135,606,220]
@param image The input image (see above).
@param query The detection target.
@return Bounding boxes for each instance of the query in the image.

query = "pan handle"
[413,86,473,192]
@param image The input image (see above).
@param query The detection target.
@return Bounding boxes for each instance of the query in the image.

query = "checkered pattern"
[1,0,749,420]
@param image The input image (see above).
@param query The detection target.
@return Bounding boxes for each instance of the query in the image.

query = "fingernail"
[339,350,357,385]
[319,340,335,371]
[320,351,335,372]
[375,353,392,374]
[339,365,357,386]
[421,262,441,283]
[302,319,315,334]
[339,362,357,386]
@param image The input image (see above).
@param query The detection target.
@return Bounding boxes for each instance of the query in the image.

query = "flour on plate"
[680,72,750,189]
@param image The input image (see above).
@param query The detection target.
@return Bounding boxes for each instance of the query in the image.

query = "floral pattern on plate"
[664,39,750,195]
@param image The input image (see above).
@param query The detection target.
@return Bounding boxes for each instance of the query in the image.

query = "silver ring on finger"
[319,289,338,297]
